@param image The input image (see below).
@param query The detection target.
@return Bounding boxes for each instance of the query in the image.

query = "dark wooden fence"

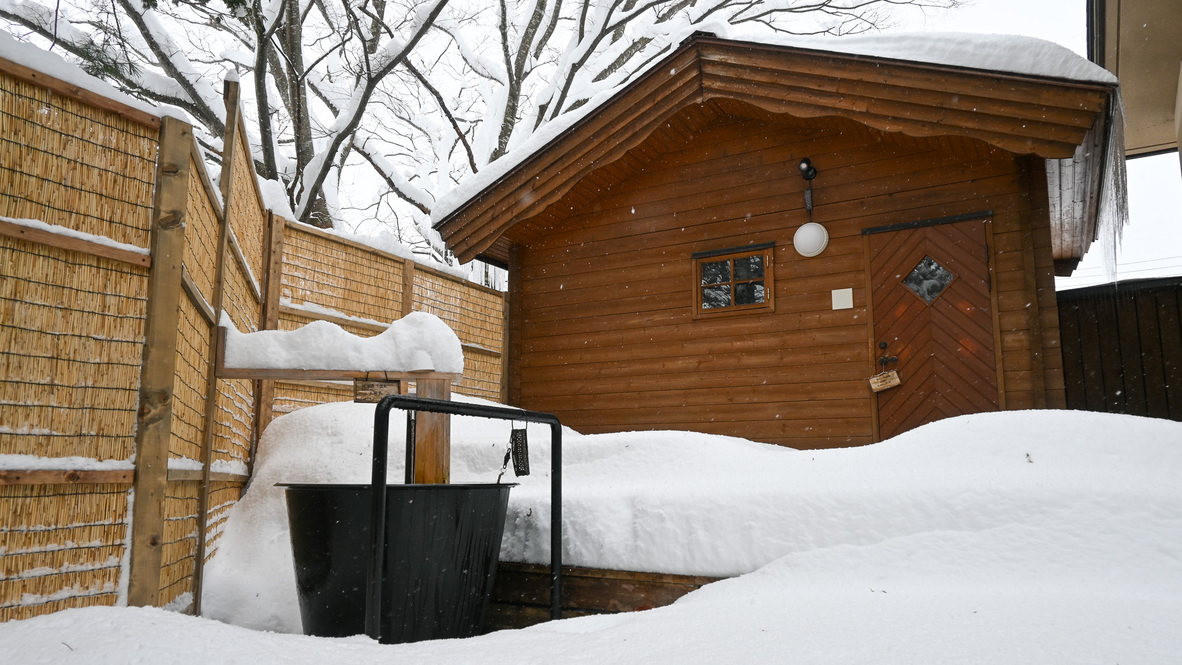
[1057,277,1182,420]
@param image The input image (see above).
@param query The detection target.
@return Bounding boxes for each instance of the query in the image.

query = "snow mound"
[4,408,1180,663]
[221,311,463,374]
[200,404,1181,636]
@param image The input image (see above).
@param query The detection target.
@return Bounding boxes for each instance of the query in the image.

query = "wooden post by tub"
[353,375,451,483]
[412,378,451,484]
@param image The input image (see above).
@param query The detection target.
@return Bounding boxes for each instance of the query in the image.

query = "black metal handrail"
[366,394,563,641]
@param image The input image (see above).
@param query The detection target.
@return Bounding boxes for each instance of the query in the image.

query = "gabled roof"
[435,33,1121,268]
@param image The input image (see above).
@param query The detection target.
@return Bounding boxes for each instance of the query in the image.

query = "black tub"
[284,482,512,644]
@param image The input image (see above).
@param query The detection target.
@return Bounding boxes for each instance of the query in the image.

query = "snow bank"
[5,407,1180,664]
[200,401,1182,635]
[220,311,463,374]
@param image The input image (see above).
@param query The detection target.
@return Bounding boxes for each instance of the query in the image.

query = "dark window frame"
[691,243,775,318]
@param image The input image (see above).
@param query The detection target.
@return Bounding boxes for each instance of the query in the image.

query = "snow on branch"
[293,0,449,224]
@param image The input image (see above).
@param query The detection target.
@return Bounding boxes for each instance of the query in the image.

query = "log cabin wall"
[507,105,1066,449]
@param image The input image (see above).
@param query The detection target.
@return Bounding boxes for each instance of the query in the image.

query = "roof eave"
[437,34,1118,266]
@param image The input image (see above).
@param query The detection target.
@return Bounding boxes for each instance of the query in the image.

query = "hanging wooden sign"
[353,380,404,403]
[869,370,901,393]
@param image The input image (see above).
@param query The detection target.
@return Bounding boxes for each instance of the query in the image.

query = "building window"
[692,243,775,316]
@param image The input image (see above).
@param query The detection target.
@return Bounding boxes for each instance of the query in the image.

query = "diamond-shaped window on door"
[902,255,955,304]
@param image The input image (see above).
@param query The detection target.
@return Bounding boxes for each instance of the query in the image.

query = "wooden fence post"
[191,79,239,615]
[254,212,286,446]
[401,257,416,318]
[128,116,192,606]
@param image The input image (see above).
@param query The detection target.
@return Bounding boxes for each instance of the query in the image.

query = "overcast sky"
[888,0,1182,289]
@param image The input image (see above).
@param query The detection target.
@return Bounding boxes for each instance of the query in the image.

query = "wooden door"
[867,218,999,440]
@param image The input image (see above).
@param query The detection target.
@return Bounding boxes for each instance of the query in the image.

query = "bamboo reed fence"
[0,57,505,623]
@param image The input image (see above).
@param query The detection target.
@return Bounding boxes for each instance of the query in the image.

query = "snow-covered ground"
[3,404,1180,664]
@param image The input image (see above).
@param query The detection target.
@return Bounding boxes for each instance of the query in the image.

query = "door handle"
[877,341,898,368]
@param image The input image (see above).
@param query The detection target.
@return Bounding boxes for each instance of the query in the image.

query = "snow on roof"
[431,31,1118,226]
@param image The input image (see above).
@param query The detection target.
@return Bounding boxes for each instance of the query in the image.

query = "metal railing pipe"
[364,395,563,641]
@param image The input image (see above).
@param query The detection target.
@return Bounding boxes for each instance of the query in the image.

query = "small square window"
[902,255,955,304]
[692,244,774,317]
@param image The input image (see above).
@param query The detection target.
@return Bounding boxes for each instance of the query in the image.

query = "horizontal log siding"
[510,112,1059,448]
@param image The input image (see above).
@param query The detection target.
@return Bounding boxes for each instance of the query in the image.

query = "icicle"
[1097,89,1130,283]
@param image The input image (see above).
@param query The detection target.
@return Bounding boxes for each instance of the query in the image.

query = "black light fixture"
[798,157,817,213]
[798,157,818,181]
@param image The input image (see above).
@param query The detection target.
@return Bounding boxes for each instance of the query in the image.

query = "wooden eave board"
[697,51,1103,130]
[695,42,1110,117]
[1093,0,1182,155]
[440,36,1113,264]
[697,71,1094,155]
[439,48,703,259]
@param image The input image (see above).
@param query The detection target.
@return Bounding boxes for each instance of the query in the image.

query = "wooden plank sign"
[868,370,901,393]
[354,379,406,403]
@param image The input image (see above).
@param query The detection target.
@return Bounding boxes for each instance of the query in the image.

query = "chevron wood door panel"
[869,219,999,439]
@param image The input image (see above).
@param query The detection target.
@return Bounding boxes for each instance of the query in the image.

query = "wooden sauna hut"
[434,33,1124,449]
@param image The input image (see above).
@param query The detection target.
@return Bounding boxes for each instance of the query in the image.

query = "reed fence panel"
[0,58,504,623]
[271,225,505,411]
[225,129,267,285]
[0,61,157,621]
[170,296,211,463]
[0,483,130,622]
[280,224,406,324]
[159,481,201,607]
[0,71,157,247]
[0,240,147,460]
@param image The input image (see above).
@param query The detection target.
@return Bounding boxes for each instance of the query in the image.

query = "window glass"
[734,281,764,305]
[902,255,955,304]
[701,285,732,309]
[693,246,773,316]
[701,260,731,285]
[733,255,763,280]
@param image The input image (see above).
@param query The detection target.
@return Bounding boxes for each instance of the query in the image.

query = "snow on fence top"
[0,32,185,123]
[432,30,1119,224]
[221,311,464,375]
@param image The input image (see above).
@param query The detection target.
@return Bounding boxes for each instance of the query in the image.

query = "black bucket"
[284,483,513,644]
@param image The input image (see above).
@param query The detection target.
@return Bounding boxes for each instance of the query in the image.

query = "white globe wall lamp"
[794,222,829,258]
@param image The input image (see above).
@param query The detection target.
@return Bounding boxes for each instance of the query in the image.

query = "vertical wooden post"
[506,244,524,406]
[413,378,451,484]
[254,213,287,440]
[128,116,192,606]
[1018,159,1048,408]
[861,234,882,442]
[500,291,511,406]
[400,257,416,318]
[191,80,239,615]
